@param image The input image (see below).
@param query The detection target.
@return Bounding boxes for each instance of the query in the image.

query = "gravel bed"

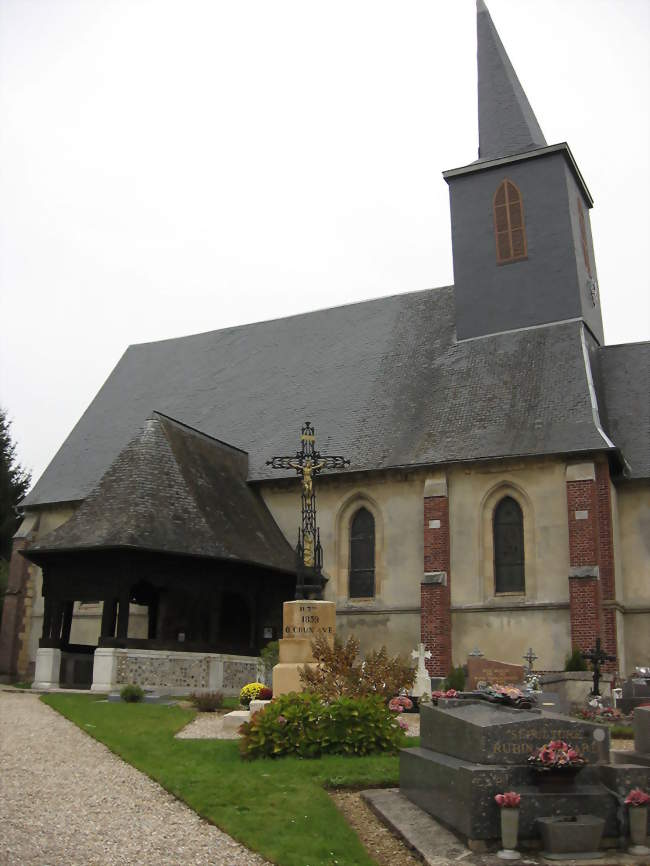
[176,710,244,740]
[0,692,269,866]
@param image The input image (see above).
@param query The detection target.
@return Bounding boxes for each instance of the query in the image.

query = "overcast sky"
[1,0,648,488]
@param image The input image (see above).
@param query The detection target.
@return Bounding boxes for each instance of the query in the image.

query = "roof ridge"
[126,285,455,350]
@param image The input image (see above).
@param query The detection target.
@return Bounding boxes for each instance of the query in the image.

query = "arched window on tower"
[494,180,527,264]
[349,507,375,598]
[493,496,525,593]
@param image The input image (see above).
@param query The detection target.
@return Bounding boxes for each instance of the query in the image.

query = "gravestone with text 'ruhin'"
[400,699,623,848]
[467,656,525,690]
[272,600,336,696]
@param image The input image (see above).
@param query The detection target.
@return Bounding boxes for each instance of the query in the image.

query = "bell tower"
[445,0,604,344]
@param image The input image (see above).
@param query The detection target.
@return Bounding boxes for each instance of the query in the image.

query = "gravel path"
[0,691,269,866]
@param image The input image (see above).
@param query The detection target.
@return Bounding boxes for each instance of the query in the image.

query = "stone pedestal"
[91,647,119,692]
[32,647,62,689]
[272,600,336,697]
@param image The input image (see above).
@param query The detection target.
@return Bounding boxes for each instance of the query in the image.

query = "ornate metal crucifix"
[582,637,616,696]
[267,422,349,600]
[523,647,538,675]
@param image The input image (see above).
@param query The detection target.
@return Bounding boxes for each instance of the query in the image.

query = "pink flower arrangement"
[495,791,521,808]
[625,788,650,807]
[487,683,525,700]
[528,739,586,769]
[431,689,458,703]
[389,695,414,713]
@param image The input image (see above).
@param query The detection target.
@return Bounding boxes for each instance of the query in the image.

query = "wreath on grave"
[528,739,586,779]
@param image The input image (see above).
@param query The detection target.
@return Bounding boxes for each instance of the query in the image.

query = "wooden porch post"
[100,598,118,638]
[116,590,130,640]
[60,601,74,646]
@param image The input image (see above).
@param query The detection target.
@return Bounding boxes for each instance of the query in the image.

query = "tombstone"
[618,674,650,715]
[612,705,650,768]
[466,655,525,690]
[272,600,336,696]
[399,698,641,849]
[410,643,432,699]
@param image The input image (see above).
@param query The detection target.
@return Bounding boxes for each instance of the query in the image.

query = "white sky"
[1,0,648,488]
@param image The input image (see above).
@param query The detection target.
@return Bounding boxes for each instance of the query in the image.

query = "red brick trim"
[421,496,451,677]
[595,463,618,669]
[565,463,618,669]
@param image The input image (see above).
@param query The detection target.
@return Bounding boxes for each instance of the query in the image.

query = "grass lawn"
[43,693,415,866]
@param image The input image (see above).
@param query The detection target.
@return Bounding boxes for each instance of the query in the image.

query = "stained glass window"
[494,496,525,593]
[349,507,375,598]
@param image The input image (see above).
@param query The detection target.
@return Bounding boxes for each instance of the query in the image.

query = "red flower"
[495,791,521,808]
[625,788,650,807]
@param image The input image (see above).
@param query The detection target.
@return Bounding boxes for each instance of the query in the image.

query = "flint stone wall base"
[400,747,619,842]
[90,647,261,695]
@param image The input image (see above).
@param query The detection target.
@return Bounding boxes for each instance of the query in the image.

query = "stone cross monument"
[411,643,432,699]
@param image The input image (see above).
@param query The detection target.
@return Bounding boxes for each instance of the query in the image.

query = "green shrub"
[120,684,145,703]
[239,692,406,760]
[240,682,265,708]
[610,724,634,739]
[443,665,466,692]
[260,640,279,682]
[565,648,588,671]
[190,691,223,712]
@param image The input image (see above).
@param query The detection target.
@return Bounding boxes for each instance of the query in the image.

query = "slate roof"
[596,342,650,480]
[26,413,296,572]
[23,285,619,509]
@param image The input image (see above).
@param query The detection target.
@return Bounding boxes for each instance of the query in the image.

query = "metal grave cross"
[582,637,616,696]
[266,421,349,599]
[523,647,538,674]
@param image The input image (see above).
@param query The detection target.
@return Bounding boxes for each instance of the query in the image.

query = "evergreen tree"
[0,408,31,562]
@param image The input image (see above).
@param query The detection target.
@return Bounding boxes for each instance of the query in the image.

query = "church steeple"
[443,1,605,345]
[477,0,547,159]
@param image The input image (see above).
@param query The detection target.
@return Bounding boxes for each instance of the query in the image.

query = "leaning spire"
[477,0,547,160]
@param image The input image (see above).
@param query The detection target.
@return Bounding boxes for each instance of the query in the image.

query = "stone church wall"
[7,459,648,680]
[617,482,650,672]
[263,456,577,672]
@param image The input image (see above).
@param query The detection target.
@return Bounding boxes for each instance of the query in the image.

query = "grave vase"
[628,806,649,854]
[497,808,520,860]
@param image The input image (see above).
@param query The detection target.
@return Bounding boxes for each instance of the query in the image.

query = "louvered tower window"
[577,197,592,277]
[493,496,525,593]
[494,180,527,264]
[349,507,375,598]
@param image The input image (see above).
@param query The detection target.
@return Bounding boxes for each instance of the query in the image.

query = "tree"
[0,408,31,562]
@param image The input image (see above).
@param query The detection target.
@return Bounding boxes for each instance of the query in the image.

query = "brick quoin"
[0,538,31,677]
[421,496,451,677]
[596,463,618,670]
[566,464,618,670]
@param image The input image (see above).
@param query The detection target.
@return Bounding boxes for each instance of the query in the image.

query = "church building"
[1,1,648,691]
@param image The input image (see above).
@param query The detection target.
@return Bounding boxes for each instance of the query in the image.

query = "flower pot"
[629,806,649,855]
[497,808,520,860]
[530,764,583,792]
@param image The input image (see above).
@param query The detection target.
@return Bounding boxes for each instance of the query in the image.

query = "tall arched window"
[493,496,525,593]
[494,180,527,264]
[349,507,375,598]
